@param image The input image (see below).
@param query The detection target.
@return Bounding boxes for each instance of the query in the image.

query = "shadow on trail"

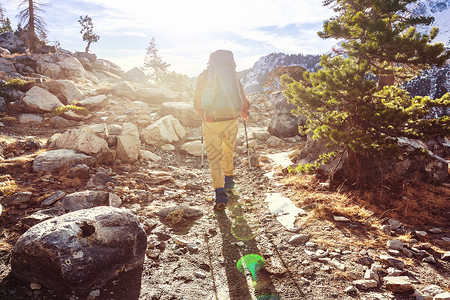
[214,202,279,300]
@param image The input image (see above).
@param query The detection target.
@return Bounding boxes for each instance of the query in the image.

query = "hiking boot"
[224,175,235,191]
[214,187,228,210]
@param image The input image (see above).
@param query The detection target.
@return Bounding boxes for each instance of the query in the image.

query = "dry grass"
[283,174,450,252]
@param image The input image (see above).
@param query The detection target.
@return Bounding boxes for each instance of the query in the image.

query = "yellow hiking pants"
[203,119,239,190]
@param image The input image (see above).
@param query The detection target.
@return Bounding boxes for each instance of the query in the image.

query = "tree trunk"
[85,40,91,53]
[378,73,394,90]
[28,0,37,52]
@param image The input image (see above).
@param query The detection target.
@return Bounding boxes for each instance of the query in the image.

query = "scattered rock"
[379,255,405,269]
[113,81,135,98]
[181,141,203,157]
[55,190,122,212]
[5,191,32,205]
[116,123,140,163]
[388,219,401,231]
[387,239,404,251]
[141,115,186,146]
[140,150,161,162]
[21,86,63,112]
[78,95,108,110]
[121,67,147,82]
[33,149,96,173]
[383,276,414,294]
[287,234,309,245]
[41,190,66,207]
[50,128,111,157]
[356,256,374,266]
[18,114,43,124]
[353,279,378,290]
[11,206,147,295]
[428,228,442,234]
[160,102,202,127]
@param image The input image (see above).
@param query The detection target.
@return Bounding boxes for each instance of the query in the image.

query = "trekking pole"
[243,120,251,170]
[201,123,204,168]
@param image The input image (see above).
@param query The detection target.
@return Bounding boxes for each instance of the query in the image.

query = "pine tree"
[17,0,48,52]
[78,15,99,53]
[282,0,450,174]
[143,37,170,83]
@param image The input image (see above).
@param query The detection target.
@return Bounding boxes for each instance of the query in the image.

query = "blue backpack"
[201,50,244,119]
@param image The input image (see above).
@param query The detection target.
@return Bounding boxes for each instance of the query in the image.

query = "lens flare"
[236,254,264,282]
[256,295,281,300]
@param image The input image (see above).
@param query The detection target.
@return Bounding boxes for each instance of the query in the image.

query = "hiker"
[194,50,250,210]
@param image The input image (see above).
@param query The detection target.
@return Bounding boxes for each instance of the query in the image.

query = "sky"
[2,0,339,77]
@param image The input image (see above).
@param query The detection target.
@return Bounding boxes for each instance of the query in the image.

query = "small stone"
[441,252,450,261]
[287,234,309,245]
[359,249,367,255]
[380,255,405,269]
[429,228,442,234]
[236,242,244,247]
[441,237,450,242]
[194,271,207,279]
[315,249,329,258]
[186,243,199,254]
[30,283,41,290]
[173,237,189,246]
[353,279,378,290]
[305,242,316,247]
[364,268,379,283]
[434,292,450,300]
[88,289,100,298]
[329,258,345,271]
[344,286,357,294]
[388,219,401,230]
[415,231,428,238]
[402,247,413,258]
[386,267,403,276]
[333,216,350,222]
[303,266,315,276]
[421,285,444,297]
[381,225,392,234]
[387,239,404,251]
[384,276,414,293]
[422,255,436,264]
[342,250,352,255]
[387,250,401,257]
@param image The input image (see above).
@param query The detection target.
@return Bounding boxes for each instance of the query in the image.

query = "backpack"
[201,50,244,119]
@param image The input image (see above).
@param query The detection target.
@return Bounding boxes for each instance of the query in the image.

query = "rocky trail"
[0,94,449,300]
[0,49,448,299]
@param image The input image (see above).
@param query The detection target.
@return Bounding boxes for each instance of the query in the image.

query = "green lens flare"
[231,216,258,241]
[256,295,281,300]
[236,254,264,282]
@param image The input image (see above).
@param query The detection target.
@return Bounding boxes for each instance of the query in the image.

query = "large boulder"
[35,53,87,79]
[78,95,108,110]
[0,32,25,53]
[113,81,135,98]
[21,86,63,113]
[44,80,83,105]
[0,58,18,74]
[141,115,186,146]
[267,91,306,138]
[50,128,110,157]
[121,67,147,82]
[135,86,188,105]
[160,102,202,127]
[55,190,122,212]
[33,149,96,173]
[11,206,147,295]
[116,123,140,163]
